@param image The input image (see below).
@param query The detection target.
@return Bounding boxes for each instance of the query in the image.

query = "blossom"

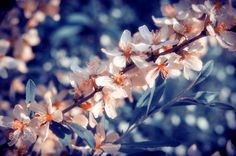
[206,15,236,51]
[95,63,132,100]
[102,30,149,69]
[177,44,203,80]
[145,54,181,87]
[133,25,178,52]
[70,57,107,97]
[29,94,63,141]
[0,104,37,148]
[93,124,121,155]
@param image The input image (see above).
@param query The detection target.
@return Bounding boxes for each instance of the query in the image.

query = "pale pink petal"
[130,55,149,68]
[183,67,191,80]
[22,127,37,143]
[91,102,103,118]
[101,143,121,154]
[73,114,88,128]
[145,68,159,88]
[110,87,128,99]
[44,93,53,114]
[13,104,30,123]
[89,113,97,128]
[159,26,169,42]
[96,124,106,142]
[113,55,126,68]
[95,76,113,87]
[105,102,117,119]
[105,133,119,143]
[29,102,47,114]
[119,30,132,50]
[206,25,216,36]
[0,116,13,128]
[52,110,63,122]
[40,122,50,142]
[101,48,121,57]
[185,56,202,71]
[138,25,152,43]
[132,43,150,52]
[152,16,174,26]
[8,129,21,146]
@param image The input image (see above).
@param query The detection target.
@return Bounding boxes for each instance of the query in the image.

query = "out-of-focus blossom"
[0,104,37,148]
[93,124,121,155]
[29,94,63,142]
[102,30,149,69]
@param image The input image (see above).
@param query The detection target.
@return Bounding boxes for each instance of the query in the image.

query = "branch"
[62,31,206,114]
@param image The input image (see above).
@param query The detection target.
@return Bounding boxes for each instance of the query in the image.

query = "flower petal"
[95,76,113,87]
[101,143,121,154]
[105,102,117,119]
[131,56,149,68]
[113,56,126,68]
[138,25,152,43]
[13,104,30,123]
[52,110,63,122]
[29,102,47,114]
[132,43,150,52]
[0,116,13,128]
[105,132,119,143]
[119,30,132,50]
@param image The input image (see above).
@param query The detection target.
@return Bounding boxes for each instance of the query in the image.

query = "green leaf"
[207,102,235,110]
[146,76,166,114]
[136,89,151,107]
[120,140,180,153]
[195,60,214,85]
[194,91,218,103]
[50,122,72,151]
[69,123,96,149]
[25,79,36,103]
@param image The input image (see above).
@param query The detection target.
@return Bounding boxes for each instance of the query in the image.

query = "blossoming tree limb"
[0,0,236,155]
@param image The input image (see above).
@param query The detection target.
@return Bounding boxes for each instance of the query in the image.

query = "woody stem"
[62,31,206,114]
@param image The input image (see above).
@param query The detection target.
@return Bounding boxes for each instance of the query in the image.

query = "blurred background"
[0,0,236,155]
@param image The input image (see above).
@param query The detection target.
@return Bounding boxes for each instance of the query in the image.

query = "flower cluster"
[0,0,235,155]
[0,0,61,78]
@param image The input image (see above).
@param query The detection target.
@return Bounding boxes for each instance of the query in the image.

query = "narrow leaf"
[194,91,218,103]
[146,76,165,114]
[69,123,96,149]
[195,60,214,85]
[136,88,151,107]
[120,140,180,153]
[25,79,36,103]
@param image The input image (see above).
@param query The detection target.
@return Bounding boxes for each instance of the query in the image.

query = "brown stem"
[62,31,206,114]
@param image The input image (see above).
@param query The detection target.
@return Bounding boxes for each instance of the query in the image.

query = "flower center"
[123,46,132,59]
[79,102,92,111]
[45,114,53,122]
[113,74,125,86]
[157,63,168,79]
[12,120,24,130]
[215,22,227,33]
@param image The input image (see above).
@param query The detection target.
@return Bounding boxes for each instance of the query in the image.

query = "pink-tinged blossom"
[95,63,133,100]
[133,25,178,53]
[177,43,203,80]
[102,30,149,69]
[0,104,37,148]
[93,124,121,155]
[29,94,63,142]
[145,54,181,88]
